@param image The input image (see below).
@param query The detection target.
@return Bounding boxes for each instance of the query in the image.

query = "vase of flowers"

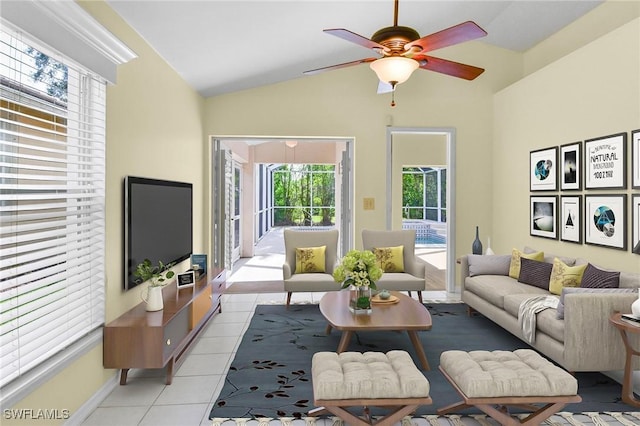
[333,250,383,314]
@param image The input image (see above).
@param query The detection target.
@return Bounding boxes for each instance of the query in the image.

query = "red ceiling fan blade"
[405,21,487,54]
[416,55,485,80]
[324,28,390,53]
[304,58,377,75]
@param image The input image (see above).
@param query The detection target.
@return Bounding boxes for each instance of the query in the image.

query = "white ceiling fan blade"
[377,80,394,94]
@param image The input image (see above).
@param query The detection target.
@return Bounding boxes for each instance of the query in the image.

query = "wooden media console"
[103,268,225,385]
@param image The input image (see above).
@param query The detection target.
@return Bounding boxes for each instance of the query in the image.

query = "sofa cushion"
[580,263,620,288]
[620,272,640,289]
[373,246,404,272]
[549,258,587,295]
[518,258,552,290]
[503,294,564,343]
[466,275,549,309]
[509,249,544,279]
[467,254,510,277]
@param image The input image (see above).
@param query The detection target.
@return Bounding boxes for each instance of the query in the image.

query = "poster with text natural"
[584,133,627,189]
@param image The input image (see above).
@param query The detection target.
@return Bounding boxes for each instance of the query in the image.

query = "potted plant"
[333,250,383,314]
[134,259,175,311]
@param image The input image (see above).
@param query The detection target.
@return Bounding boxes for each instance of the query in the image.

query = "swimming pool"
[416,234,446,246]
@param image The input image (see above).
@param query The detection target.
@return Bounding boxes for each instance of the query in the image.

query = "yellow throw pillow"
[295,246,326,273]
[373,246,404,273]
[549,258,587,295]
[508,248,544,279]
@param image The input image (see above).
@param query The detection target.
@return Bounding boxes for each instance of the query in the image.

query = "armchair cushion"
[295,246,326,273]
[372,245,404,273]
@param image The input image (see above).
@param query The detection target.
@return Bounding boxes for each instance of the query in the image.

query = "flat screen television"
[124,176,193,290]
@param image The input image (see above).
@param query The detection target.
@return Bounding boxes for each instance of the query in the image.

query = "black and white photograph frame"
[530,196,558,239]
[633,129,640,189]
[560,195,582,244]
[633,194,640,255]
[584,133,627,190]
[560,142,581,190]
[176,270,196,289]
[530,147,558,191]
[585,194,627,250]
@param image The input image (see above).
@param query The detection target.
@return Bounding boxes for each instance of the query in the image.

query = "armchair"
[361,229,426,302]
[283,228,340,307]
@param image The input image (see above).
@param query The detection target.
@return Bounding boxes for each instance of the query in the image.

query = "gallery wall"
[493,17,640,273]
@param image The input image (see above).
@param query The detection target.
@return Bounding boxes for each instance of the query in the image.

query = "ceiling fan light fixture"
[370,56,418,85]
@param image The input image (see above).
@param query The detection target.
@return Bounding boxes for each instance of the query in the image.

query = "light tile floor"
[80,291,457,426]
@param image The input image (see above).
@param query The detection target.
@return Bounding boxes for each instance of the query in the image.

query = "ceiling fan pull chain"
[391,90,396,107]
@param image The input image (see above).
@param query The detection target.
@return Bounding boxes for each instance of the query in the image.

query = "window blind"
[0,28,106,388]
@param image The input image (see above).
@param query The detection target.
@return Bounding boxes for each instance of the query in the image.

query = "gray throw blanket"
[518,295,559,344]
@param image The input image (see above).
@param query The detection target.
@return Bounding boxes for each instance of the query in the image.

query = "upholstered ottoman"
[309,351,432,426]
[438,349,581,425]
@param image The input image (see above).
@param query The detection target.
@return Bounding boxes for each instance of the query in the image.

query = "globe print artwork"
[593,205,615,238]
[535,159,552,181]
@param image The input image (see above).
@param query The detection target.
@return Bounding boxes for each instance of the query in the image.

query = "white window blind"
[0,28,106,389]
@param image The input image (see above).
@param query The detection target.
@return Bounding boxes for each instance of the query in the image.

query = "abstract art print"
[585,195,627,250]
[560,195,582,244]
[530,147,558,191]
[584,133,627,189]
[560,142,581,190]
[530,196,557,239]
[633,129,640,189]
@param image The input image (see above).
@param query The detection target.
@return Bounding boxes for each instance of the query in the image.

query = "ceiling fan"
[304,0,487,106]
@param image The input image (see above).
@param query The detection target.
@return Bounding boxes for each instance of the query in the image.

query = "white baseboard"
[65,372,118,426]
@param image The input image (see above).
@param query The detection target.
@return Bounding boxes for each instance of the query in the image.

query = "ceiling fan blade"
[324,28,389,53]
[377,80,394,94]
[304,58,377,76]
[416,55,485,80]
[405,21,487,54]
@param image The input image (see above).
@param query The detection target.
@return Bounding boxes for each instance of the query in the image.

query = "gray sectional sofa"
[459,248,640,372]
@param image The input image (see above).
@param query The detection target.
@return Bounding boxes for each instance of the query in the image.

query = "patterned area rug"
[209,303,638,421]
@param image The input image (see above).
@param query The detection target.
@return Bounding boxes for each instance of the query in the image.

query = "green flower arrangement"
[333,249,383,290]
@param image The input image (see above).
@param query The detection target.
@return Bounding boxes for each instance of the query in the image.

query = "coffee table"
[319,291,432,370]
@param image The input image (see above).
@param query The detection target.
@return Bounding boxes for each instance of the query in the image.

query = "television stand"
[103,267,225,385]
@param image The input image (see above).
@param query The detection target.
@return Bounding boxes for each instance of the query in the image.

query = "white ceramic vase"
[632,288,640,317]
[142,285,164,312]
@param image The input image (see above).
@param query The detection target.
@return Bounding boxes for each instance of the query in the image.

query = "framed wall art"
[530,147,558,191]
[633,129,640,189]
[633,194,640,255]
[530,196,558,239]
[584,133,627,189]
[560,195,582,244]
[560,142,581,190]
[585,194,627,250]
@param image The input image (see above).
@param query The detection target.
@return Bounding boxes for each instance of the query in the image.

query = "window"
[0,28,106,389]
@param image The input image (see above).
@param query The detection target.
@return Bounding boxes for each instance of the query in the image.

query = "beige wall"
[204,41,522,253]
[493,17,640,273]
[7,1,206,423]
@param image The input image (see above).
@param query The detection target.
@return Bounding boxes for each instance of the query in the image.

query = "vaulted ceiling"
[106,1,602,97]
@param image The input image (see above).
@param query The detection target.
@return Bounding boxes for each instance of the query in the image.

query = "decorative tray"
[371,294,399,304]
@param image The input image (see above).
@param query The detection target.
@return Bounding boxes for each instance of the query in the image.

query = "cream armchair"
[283,228,340,307]
[361,229,426,302]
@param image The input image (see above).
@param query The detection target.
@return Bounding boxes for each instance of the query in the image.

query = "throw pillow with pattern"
[518,257,553,289]
[373,246,404,273]
[580,263,620,288]
[509,248,544,279]
[548,258,587,295]
[295,245,326,273]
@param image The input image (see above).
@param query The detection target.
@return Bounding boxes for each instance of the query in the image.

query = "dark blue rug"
[210,303,636,419]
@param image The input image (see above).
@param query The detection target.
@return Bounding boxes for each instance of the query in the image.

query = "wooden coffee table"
[319,291,432,370]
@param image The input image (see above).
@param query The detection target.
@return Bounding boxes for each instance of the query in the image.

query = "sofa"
[459,247,640,372]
